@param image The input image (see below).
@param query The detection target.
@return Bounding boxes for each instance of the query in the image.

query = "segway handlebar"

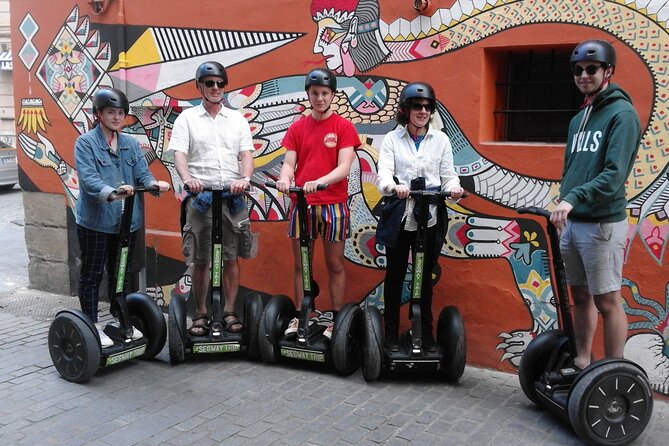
[110,184,161,200]
[517,206,551,220]
[183,184,250,193]
[407,190,469,198]
[264,181,328,193]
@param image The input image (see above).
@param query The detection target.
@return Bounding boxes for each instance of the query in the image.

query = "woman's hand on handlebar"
[390,184,410,199]
[303,180,323,195]
[157,181,171,192]
[448,187,464,200]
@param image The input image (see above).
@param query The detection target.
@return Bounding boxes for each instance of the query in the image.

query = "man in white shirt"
[170,61,255,337]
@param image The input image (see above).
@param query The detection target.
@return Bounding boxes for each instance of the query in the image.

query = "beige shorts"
[182,199,257,265]
[559,219,627,295]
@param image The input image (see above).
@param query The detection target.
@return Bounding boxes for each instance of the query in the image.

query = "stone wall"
[22,190,71,295]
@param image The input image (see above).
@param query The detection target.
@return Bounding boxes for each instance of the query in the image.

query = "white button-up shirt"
[169,103,253,186]
[377,125,460,230]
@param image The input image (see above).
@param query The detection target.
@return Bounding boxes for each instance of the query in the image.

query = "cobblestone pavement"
[0,288,667,445]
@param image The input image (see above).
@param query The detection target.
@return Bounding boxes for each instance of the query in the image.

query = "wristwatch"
[242,176,251,182]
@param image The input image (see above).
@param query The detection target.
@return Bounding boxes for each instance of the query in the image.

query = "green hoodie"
[560,83,641,222]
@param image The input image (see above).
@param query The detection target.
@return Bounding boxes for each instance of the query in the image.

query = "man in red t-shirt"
[276,68,360,339]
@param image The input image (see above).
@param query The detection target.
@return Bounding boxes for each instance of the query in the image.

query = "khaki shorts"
[182,199,257,265]
[559,219,627,295]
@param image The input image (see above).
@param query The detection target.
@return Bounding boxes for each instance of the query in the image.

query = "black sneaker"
[385,335,401,352]
[422,333,438,352]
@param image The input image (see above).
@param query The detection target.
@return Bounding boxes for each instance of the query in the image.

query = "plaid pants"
[77,225,137,322]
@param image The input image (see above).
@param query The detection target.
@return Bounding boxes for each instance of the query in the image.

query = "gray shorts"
[559,219,627,295]
[182,199,257,265]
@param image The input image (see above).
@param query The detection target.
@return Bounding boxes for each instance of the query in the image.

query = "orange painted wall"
[9,0,669,390]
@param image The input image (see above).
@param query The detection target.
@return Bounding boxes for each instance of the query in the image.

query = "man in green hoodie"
[550,39,641,370]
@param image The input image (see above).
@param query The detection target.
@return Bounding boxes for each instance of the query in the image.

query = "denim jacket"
[74,125,156,234]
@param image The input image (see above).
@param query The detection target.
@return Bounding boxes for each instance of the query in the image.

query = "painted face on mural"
[572,61,612,96]
[96,107,126,132]
[307,85,334,114]
[312,17,357,76]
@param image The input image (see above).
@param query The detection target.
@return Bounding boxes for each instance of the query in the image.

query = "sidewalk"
[0,287,667,445]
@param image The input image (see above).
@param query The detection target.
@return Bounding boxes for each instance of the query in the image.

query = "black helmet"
[400,82,436,104]
[92,88,129,114]
[571,40,616,67]
[196,61,228,86]
[305,68,337,92]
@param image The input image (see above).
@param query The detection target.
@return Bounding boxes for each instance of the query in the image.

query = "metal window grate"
[495,49,582,143]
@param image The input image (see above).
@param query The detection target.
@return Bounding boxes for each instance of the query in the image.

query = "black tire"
[126,292,167,359]
[48,311,100,383]
[331,304,364,375]
[259,295,295,364]
[167,295,186,364]
[437,306,466,382]
[518,330,565,405]
[243,292,264,360]
[361,306,383,382]
[568,361,654,446]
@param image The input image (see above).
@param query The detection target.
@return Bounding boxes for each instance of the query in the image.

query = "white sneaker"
[95,325,114,348]
[110,321,144,340]
[285,317,299,336]
[130,325,143,340]
[323,321,334,340]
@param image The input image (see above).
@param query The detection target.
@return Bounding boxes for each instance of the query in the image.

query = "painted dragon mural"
[12,0,669,394]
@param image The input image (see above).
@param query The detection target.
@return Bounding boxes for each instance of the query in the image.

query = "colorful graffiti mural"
[10,0,669,394]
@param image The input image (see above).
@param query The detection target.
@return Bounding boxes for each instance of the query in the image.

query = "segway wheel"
[518,330,565,405]
[361,306,383,382]
[331,304,364,375]
[126,292,167,359]
[167,296,186,364]
[48,311,100,383]
[259,294,295,364]
[568,361,653,446]
[243,292,264,360]
[437,306,466,382]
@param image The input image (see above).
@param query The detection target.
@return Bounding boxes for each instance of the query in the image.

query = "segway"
[362,190,466,382]
[48,186,167,383]
[258,182,363,374]
[168,185,263,363]
[517,206,653,446]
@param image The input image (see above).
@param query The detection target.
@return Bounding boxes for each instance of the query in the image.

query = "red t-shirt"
[281,113,360,204]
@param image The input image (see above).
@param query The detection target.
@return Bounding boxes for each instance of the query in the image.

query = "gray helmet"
[400,82,436,105]
[92,88,129,114]
[570,40,616,67]
[196,61,228,86]
[305,68,337,92]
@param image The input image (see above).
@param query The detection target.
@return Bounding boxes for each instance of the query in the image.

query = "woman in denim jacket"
[74,88,170,347]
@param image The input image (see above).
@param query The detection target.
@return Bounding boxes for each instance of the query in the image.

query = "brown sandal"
[189,315,209,336]
[223,312,244,333]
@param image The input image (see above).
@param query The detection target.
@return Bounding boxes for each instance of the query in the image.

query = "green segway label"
[115,247,129,294]
[213,244,222,287]
[412,252,424,300]
[300,247,311,291]
[192,342,240,354]
[105,345,146,366]
[280,346,326,362]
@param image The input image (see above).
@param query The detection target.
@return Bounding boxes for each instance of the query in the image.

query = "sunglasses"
[203,80,226,88]
[572,64,605,76]
[408,102,435,112]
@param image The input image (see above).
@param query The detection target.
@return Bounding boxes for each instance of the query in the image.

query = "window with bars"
[495,49,582,143]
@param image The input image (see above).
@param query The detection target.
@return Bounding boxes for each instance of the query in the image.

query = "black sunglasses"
[572,64,605,76]
[408,102,435,112]
[203,80,226,88]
